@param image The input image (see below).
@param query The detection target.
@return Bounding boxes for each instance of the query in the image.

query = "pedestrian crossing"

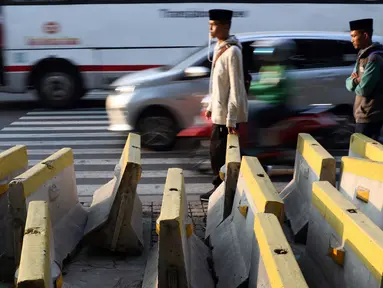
[0,106,350,204]
[0,107,213,204]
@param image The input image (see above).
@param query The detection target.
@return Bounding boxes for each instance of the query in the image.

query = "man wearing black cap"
[346,18,383,141]
[200,9,248,201]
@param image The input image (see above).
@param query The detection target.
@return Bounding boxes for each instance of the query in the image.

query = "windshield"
[171,41,215,70]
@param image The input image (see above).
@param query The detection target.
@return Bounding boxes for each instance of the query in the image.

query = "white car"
[106,31,383,151]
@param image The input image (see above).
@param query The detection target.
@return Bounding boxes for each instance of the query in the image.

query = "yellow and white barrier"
[249,213,308,287]
[142,168,215,288]
[205,134,241,241]
[84,133,144,254]
[348,133,383,161]
[16,201,55,288]
[208,156,284,288]
[280,133,336,242]
[0,145,29,281]
[338,157,383,229]
[7,148,88,267]
[304,181,383,287]
[0,145,28,195]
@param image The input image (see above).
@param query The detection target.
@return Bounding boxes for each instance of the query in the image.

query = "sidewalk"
[61,201,208,288]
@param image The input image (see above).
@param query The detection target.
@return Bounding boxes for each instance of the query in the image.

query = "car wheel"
[137,113,178,151]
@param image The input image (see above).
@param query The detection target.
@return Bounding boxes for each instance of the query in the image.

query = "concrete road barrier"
[84,133,143,254]
[205,134,241,241]
[304,181,383,288]
[348,133,383,161]
[0,145,28,195]
[280,133,336,243]
[142,168,215,288]
[16,201,53,288]
[208,156,284,288]
[249,213,308,287]
[4,148,87,281]
[0,145,29,281]
[338,156,383,229]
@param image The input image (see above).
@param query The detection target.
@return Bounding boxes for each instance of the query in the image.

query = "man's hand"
[228,127,237,135]
[351,72,360,84]
[205,110,211,120]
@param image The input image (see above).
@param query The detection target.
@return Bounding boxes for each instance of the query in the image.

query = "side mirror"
[184,66,210,78]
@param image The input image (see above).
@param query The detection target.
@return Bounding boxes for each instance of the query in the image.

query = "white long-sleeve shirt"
[206,35,248,128]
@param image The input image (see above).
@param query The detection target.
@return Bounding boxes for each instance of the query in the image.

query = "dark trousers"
[355,121,383,142]
[210,124,239,187]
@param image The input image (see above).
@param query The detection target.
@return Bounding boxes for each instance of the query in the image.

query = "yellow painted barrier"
[8,148,87,267]
[249,213,308,287]
[280,133,336,242]
[142,168,214,288]
[208,156,285,288]
[223,134,241,217]
[206,134,241,240]
[349,133,383,162]
[305,181,383,287]
[240,156,284,223]
[0,145,28,180]
[17,201,51,288]
[0,145,29,281]
[338,156,383,229]
[0,145,28,195]
[84,133,143,254]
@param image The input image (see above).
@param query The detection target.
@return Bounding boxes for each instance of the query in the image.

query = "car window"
[197,40,255,72]
[290,39,357,69]
[338,40,358,66]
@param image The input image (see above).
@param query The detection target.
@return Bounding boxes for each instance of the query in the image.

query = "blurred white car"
[106,31,383,151]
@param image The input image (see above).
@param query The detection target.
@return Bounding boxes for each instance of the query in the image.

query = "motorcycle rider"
[248,38,296,145]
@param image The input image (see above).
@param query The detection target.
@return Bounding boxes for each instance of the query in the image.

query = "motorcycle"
[178,99,354,172]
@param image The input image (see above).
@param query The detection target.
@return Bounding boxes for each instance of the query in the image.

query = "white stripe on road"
[20,115,110,120]
[29,109,107,115]
[0,139,126,146]
[0,132,126,139]
[28,158,199,166]
[77,183,211,197]
[74,170,211,179]
[1,148,183,155]
[11,120,110,125]
[2,126,109,131]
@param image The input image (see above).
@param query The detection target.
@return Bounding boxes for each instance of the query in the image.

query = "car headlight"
[115,86,135,93]
[106,93,134,108]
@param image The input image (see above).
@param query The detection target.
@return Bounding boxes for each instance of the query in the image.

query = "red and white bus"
[0,0,382,108]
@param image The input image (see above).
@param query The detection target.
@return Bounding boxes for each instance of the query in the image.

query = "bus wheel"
[36,71,82,109]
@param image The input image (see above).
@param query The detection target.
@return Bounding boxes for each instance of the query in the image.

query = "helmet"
[251,38,296,63]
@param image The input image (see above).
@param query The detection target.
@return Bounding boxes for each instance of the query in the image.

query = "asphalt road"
[0,91,298,204]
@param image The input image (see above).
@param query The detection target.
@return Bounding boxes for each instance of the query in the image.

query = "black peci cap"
[209,9,233,21]
[349,18,373,31]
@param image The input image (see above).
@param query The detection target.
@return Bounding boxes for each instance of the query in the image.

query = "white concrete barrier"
[348,133,383,161]
[280,133,336,243]
[249,213,308,287]
[303,181,383,288]
[205,134,241,241]
[338,156,383,229]
[142,168,215,288]
[7,148,88,268]
[84,132,144,254]
[208,156,284,288]
[0,145,29,281]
